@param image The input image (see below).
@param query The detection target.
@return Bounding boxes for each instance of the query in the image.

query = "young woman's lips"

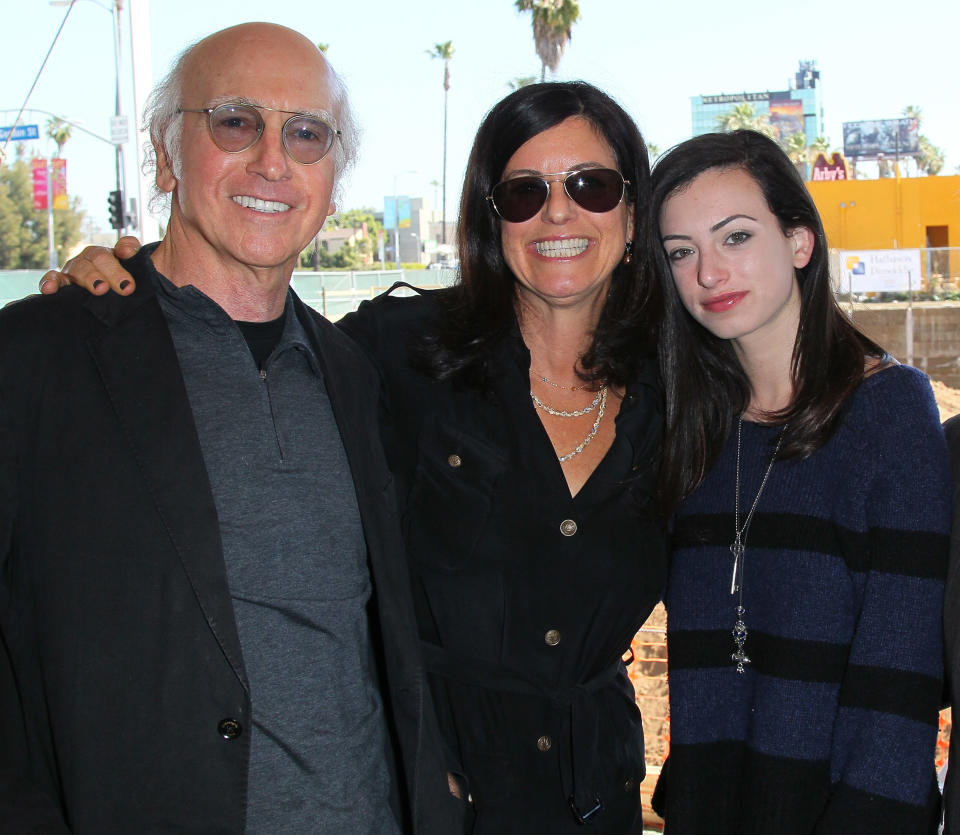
[703,291,747,313]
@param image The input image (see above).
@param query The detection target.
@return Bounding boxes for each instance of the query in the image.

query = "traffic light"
[108,190,123,230]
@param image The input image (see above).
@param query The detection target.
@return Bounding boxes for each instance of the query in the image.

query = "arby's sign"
[811,152,848,182]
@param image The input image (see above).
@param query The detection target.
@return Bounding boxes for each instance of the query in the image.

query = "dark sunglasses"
[177,103,341,165]
[487,168,629,223]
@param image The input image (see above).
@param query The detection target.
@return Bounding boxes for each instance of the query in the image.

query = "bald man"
[0,23,460,833]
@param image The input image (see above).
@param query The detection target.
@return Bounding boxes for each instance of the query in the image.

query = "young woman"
[650,130,949,834]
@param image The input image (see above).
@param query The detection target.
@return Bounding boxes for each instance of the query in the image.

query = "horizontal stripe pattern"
[659,366,949,832]
[673,512,948,580]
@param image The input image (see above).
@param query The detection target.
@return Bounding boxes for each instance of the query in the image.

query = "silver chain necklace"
[557,387,608,462]
[730,417,787,674]
[530,385,606,418]
[530,369,587,391]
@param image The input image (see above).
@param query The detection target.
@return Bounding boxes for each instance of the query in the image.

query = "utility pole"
[110,0,128,236]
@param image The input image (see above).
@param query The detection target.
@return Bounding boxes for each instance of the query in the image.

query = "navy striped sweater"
[658,365,949,834]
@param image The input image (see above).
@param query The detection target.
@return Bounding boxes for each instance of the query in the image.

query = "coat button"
[536,735,552,752]
[447,454,462,468]
[623,776,636,792]
[560,519,578,536]
[544,629,561,646]
[217,718,242,739]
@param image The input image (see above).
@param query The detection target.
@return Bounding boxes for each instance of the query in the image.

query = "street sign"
[110,115,129,145]
[0,124,40,142]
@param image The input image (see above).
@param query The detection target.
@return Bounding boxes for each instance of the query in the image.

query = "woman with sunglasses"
[47,82,665,833]
[649,130,949,833]
[339,81,665,834]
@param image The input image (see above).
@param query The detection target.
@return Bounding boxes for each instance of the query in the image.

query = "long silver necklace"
[531,385,606,418]
[557,387,608,462]
[730,417,787,674]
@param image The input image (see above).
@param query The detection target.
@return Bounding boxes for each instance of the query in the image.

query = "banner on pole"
[31,159,48,210]
[52,159,68,209]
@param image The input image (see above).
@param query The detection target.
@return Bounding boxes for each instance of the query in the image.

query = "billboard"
[842,250,922,293]
[842,118,919,157]
[769,99,803,140]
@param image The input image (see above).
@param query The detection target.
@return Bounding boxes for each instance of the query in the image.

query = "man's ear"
[327,200,337,218]
[155,139,176,194]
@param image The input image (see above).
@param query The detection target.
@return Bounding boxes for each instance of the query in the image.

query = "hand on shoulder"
[39,236,143,296]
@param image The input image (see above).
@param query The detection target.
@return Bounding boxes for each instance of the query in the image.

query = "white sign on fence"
[841,249,921,293]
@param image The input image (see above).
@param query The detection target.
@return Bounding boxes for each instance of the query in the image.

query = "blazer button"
[560,519,578,537]
[536,735,552,752]
[447,454,462,468]
[544,628,561,647]
[217,718,243,739]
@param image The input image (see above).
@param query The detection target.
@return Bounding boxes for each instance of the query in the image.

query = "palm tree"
[902,105,945,176]
[715,103,774,137]
[515,0,581,82]
[427,41,454,244]
[809,136,830,155]
[806,136,832,171]
[46,117,72,157]
[916,136,945,176]
[782,132,809,178]
[507,76,537,90]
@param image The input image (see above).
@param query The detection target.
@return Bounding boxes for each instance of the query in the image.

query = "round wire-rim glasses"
[177,102,341,165]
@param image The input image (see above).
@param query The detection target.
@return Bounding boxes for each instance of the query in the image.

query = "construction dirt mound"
[932,380,960,422]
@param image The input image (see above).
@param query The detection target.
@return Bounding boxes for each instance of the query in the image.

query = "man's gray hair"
[142,36,359,213]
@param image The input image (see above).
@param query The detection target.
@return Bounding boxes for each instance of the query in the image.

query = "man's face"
[158,25,337,277]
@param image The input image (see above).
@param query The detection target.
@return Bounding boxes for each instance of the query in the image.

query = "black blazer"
[944,414,960,833]
[0,258,460,832]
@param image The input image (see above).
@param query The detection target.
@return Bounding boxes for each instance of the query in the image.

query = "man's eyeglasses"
[487,168,629,223]
[177,103,341,165]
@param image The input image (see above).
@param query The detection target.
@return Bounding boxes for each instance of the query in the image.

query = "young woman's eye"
[667,246,694,262]
[726,230,751,245]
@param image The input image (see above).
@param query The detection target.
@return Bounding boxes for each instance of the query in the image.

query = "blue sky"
[4,0,958,236]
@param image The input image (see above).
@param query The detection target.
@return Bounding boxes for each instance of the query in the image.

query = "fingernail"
[93,279,105,289]
[119,280,131,291]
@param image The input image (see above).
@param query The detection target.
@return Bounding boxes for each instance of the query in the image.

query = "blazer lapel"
[85,289,248,691]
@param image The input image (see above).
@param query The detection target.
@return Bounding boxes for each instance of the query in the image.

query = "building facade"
[808,174,960,287]
[379,196,456,265]
[690,60,824,141]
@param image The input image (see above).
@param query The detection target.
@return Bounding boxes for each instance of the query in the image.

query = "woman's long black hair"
[417,81,660,391]
[651,130,885,512]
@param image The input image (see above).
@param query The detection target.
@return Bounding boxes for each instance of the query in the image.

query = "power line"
[0,2,76,161]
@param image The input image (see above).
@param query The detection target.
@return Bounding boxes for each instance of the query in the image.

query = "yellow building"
[807,174,960,283]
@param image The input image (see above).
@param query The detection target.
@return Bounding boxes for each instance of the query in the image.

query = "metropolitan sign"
[841,249,922,293]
